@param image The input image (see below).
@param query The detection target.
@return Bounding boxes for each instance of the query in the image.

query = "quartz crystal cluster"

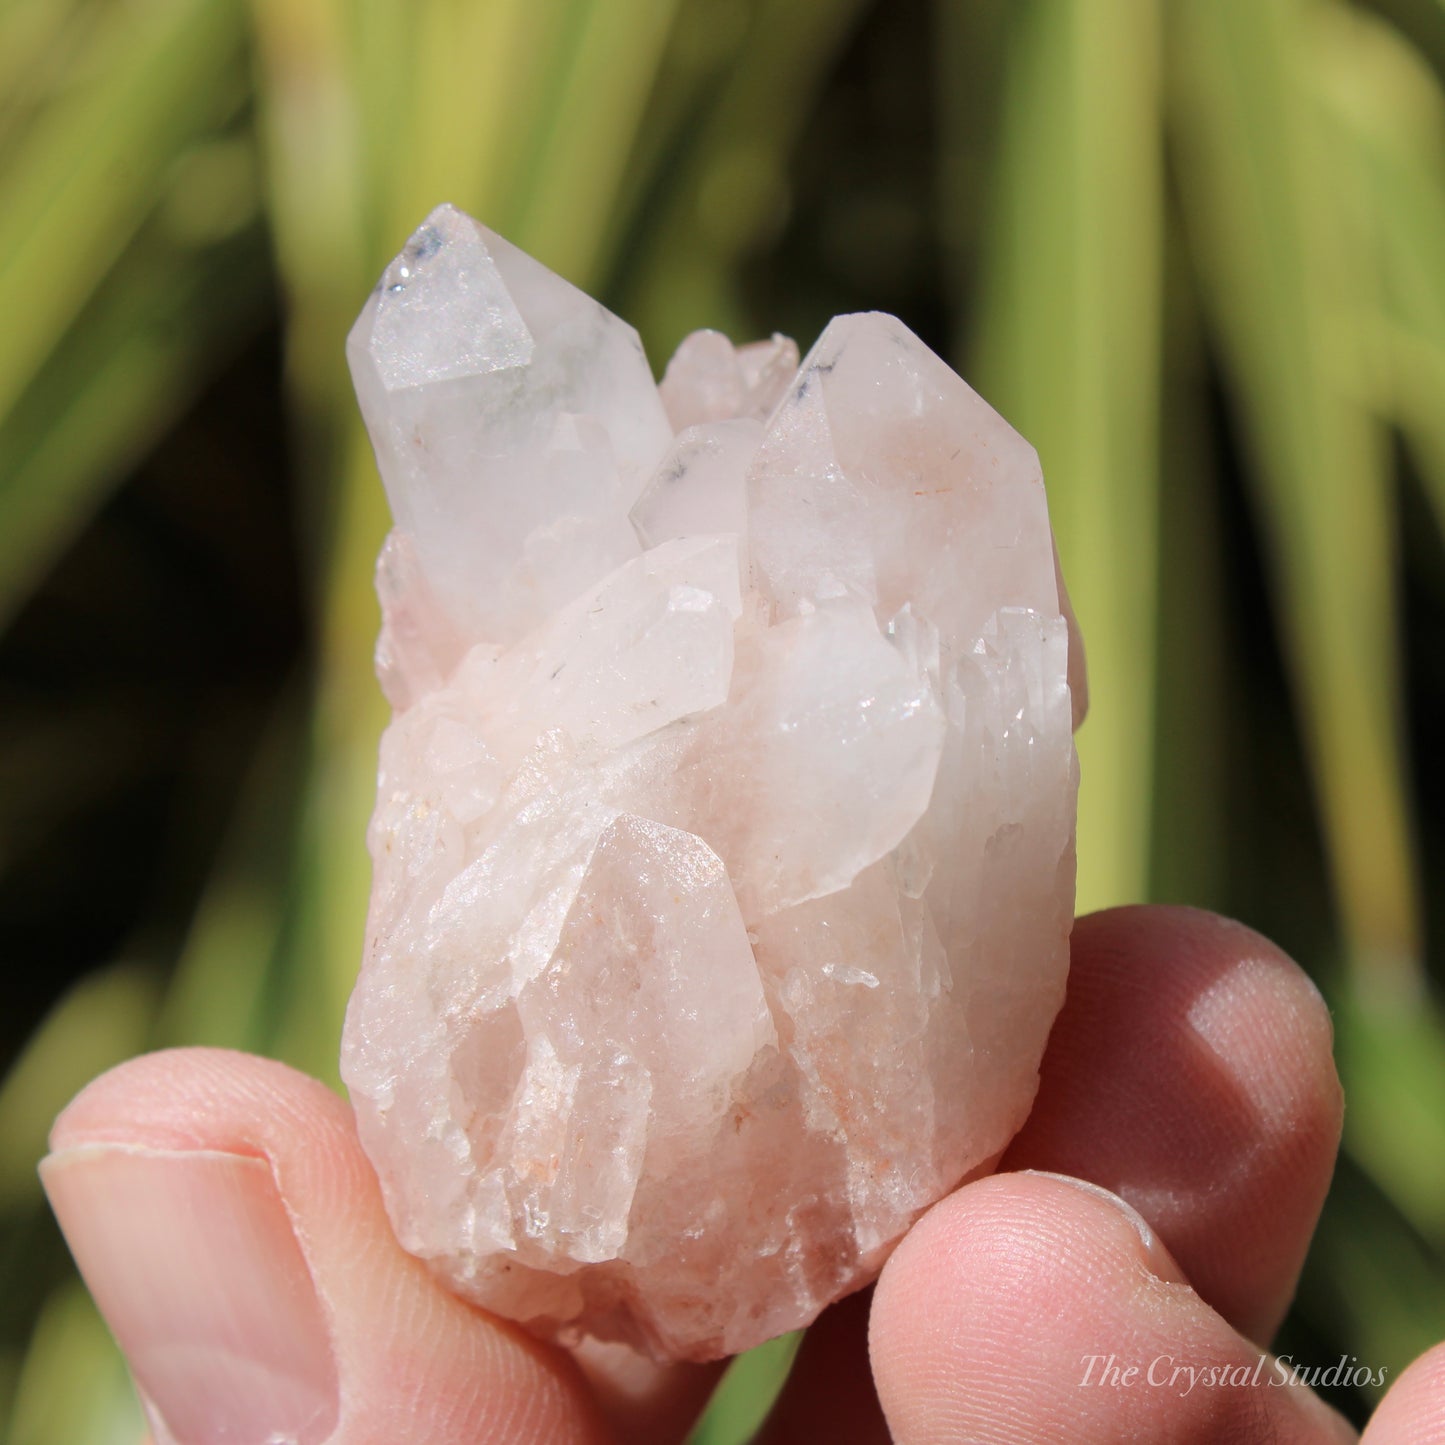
[341,204,1084,1362]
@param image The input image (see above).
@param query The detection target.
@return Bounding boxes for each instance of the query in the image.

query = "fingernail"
[1022,1170,1189,1284]
[41,1143,339,1445]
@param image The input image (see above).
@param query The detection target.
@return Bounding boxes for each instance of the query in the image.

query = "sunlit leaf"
[620,0,871,353]
[0,0,86,155]
[1148,245,1230,910]
[1170,0,1419,995]
[0,0,245,428]
[965,0,1165,915]
[376,0,568,241]
[509,0,686,287]
[1314,3,1445,540]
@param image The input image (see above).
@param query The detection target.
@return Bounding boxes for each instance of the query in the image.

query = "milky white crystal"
[342,204,1083,1362]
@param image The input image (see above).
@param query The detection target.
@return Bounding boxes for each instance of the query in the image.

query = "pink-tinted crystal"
[342,205,1083,1361]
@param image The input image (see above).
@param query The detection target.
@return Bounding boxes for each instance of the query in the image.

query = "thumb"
[40,1046,612,1445]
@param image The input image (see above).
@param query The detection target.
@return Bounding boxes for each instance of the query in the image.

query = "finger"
[1361,1343,1445,1442]
[870,1171,1357,1445]
[1003,904,1343,1343]
[42,1047,613,1445]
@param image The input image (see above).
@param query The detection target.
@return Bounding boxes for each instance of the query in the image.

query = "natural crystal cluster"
[341,204,1084,1363]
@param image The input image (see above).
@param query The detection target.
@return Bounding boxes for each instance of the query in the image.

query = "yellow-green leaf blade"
[1171,0,1418,992]
[964,0,1165,915]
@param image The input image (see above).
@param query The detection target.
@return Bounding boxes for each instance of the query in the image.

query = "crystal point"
[343,210,1082,1362]
[348,204,672,649]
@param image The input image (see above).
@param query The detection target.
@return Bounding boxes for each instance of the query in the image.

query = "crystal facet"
[342,205,1083,1362]
[348,204,671,648]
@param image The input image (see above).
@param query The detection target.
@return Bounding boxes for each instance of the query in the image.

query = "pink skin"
[40,907,1442,1444]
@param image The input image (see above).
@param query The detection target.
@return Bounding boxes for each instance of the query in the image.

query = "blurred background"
[2,0,1444,1439]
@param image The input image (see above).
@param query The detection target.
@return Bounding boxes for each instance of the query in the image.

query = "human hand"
[40,906,1443,1443]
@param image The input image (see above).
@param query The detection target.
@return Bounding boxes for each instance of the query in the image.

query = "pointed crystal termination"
[342,206,1083,1363]
[348,204,673,649]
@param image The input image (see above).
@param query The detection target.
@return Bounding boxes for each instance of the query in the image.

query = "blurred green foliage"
[2,0,1444,1439]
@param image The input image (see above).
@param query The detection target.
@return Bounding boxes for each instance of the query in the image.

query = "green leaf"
[0,220,268,631]
[0,0,85,157]
[1312,3,1445,542]
[620,0,872,353]
[1170,0,1419,994]
[508,0,686,288]
[244,0,372,462]
[1148,237,1230,910]
[375,0,572,240]
[1336,991,1445,1249]
[687,1332,801,1445]
[965,0,1165,915]
[0,0,245,429]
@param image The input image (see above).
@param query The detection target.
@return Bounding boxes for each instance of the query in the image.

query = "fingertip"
[43,1048,612,1445]
[870,1172,1185,1443]
[48,1048,361,1185]
[42,1141,342,1445]
[870,1171,1350,1445]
